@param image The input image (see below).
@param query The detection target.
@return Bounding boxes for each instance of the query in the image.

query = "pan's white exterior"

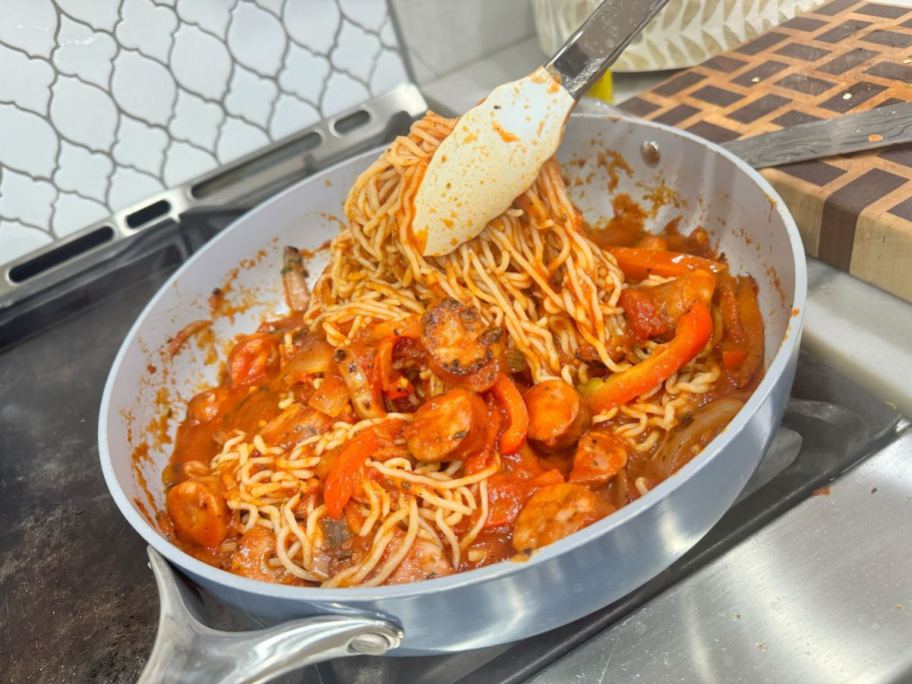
[99,115,806,654]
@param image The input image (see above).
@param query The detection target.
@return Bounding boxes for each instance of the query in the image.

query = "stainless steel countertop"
[803,259,912,418]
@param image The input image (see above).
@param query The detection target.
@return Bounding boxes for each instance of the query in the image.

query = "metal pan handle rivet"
[350,632,398,655]
[640,140,661,166]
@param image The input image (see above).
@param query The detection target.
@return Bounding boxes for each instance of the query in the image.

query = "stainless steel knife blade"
[721,102,912,168]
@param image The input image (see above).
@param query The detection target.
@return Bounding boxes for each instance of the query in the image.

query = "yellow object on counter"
[586,72,613,104]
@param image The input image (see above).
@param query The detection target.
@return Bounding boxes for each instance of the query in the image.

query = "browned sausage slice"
[186,387,229,424]
[512,483,611,552]
[568,430,630,486]
[404,388,487,462]
[421,298,502,391]
[524,380,592,451]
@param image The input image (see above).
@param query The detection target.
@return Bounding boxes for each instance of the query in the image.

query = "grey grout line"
[212,104,233,164]
[336,3,386,40]
[252,0,283,21]
[159,18,183,181]
[0,213,50,235]
[106,35,120,95]
[47,184,61,239]
[52,2,118,42]
[0,38,57,81]
[266,0,295,142]
[112,0,177,71]
[317,10,348,112]
[178,11,230,53]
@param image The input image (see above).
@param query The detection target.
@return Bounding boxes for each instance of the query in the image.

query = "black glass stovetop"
[0,210,902,683]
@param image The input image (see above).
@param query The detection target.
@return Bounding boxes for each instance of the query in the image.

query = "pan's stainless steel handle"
[140,548,403,684]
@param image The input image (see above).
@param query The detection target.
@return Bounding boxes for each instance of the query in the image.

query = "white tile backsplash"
[56,142,112,201]
[0,171,55,227]
[227,3,287,76]
[0,1,59,57]
[52,192,108,237]
[0,104,58,177]
[0,0,409,265]
[0,44,55,114]
[54,15,117,88]
[116,0,178,62]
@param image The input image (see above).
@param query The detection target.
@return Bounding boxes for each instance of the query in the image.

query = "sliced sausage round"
[568,430,630,486]
[230,525,280,581]
[404,388,487,462]
[524,380,592,451]
[421,298,502,391]
[512,483,611,552]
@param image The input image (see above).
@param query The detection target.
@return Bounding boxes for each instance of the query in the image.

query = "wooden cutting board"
[618,0,912,304]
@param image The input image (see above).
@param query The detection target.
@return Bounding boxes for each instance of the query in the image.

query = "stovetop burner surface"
[0,210,902,683]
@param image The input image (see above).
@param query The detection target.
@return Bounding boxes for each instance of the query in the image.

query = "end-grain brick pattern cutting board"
[619,0,912,304]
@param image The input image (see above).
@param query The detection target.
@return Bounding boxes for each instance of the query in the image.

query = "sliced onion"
[308,374,350,418]
[292,336,335,375]
[653,397,744,477]
[504,346,528,373]
[701,304,724,358]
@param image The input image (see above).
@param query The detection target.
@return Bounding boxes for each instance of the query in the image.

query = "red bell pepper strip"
[464,402,503,475]
[580,301,713,412]
[609,248,726,282]
[373,317,420,400]
[323,427,380,519]
[483,468,564,529]
[490,373,529,455]
[375,337,414,397]
[716,275,764,387]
